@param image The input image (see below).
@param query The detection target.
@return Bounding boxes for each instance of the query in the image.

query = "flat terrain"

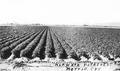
[0,25,120,71]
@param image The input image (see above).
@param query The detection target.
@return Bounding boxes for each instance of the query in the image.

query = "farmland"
[52,26,120,60]
[0,25,120,71]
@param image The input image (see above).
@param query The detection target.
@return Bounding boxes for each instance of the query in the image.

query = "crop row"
[1,26,120,61]
[0,26,73,60]
[0,26,45,42]
[0,26,47,59]
[51,27,120,60]
[19,29,46,58]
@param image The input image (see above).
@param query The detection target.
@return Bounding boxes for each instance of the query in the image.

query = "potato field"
[0,25,120,71]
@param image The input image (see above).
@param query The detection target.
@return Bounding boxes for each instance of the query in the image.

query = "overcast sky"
[0,0,120,26]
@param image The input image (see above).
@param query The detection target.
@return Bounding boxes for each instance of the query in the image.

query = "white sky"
[0,0,120,26]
